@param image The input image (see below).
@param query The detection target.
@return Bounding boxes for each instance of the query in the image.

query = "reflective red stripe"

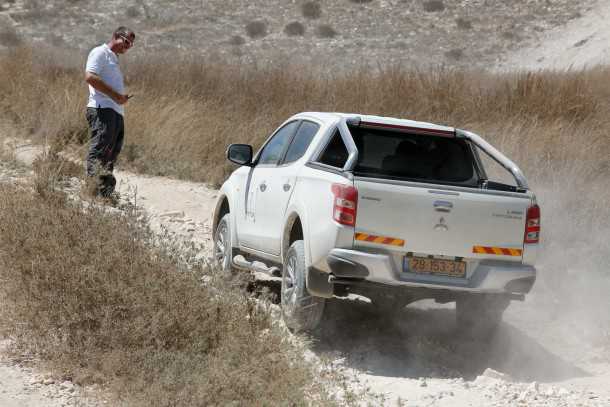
[359,121,455,137]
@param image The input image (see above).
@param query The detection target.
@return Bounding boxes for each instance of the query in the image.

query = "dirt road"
[81,158,610,406]
[499,0,610,70]
[4,138,608,405]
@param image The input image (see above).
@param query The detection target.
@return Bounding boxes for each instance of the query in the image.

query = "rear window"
[350,126,478,185]
[318,130,349,168]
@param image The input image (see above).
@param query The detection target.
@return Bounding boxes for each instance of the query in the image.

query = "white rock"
[528,381,540,392]
[481,368,511,382]
[517,391,529,402]
[29,377,42,385]
[59,381,74,390]
[159,210,184,218]
[43,378,55,385]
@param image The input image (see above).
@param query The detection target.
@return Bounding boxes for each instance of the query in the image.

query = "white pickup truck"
[213,112,540,335]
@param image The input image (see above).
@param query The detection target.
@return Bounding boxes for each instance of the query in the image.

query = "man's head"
[110,27,135,54]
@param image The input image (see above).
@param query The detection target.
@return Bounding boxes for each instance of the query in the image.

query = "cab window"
[258,121,300,165]
[283,121,320,164]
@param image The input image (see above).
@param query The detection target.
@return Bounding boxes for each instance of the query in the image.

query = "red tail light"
[331,183,358,227]
[524,204,541,244]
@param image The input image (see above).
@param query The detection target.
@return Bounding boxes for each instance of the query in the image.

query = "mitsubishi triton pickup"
[212,112,541,335]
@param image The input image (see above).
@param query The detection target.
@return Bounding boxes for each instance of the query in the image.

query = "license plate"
[405,257,466,278]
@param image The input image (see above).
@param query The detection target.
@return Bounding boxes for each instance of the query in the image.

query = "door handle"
[259,183,267,192]
[283,183,291,192]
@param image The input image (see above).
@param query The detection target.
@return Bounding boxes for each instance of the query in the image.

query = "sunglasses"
[119,34,134,47]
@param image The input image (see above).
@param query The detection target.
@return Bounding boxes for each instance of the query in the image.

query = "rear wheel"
[281,240,325,332]
[213,213,233,272]
[456,294,510,339]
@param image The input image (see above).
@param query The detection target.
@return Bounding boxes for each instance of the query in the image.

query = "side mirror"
[227,144,253,166]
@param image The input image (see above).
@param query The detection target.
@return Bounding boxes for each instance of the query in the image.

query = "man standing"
[84,27,135,197]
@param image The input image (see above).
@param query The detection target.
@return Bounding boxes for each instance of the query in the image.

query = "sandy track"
[499,0,610,70]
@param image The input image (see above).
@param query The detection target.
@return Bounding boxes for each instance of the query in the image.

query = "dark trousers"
[85,107,124,196]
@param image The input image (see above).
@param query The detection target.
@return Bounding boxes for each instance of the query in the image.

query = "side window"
[318,130,349,168]
[283,121,320,164]
[258,121,300,165]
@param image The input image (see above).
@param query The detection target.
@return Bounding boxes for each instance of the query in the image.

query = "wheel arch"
[282,212,302,257]
[212,194,230,234]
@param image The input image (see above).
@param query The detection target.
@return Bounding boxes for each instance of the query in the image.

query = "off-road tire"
[456,294,510,339]
[281,240,325,332]
[213,213,233,273]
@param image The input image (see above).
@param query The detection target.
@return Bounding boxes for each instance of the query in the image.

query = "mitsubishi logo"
[434,217,449,231]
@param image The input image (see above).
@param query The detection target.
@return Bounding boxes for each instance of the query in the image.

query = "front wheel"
[281,240,325,332]
[213,213,233,272]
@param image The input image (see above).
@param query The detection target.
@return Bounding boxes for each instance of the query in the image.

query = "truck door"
[253,121,320,255]
[239,121,300,252]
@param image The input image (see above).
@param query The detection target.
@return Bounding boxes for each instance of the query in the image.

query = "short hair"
[113,26,135,40]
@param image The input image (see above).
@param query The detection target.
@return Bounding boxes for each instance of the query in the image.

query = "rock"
[528,381,539,392]
[59,381,74,391]
[43,378,55,385]
[544,387,557,397]
[517,391,529,402]
[481,368,512,382]
[159,210,184,218]
[419,379,427,387]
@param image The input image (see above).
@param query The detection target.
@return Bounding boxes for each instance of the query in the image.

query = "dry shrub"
[423,0,445,12]
[0,27,21,47]
[245,20,267,39]
[316,24,338,38]
[31,150,81,199]
[456,17,472,30]
[445,48,464,60]
[126,5,140,18]
[284,21,306,36]
[0,185,340,406]
[301,1,322,19]
[228,34,246,45]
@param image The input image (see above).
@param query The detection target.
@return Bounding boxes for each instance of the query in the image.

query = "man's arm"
[85,72,129,105]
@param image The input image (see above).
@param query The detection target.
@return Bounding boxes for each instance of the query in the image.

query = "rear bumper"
[326,248,536,294]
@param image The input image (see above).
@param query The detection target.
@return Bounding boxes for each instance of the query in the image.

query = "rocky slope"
[0,0,596,69]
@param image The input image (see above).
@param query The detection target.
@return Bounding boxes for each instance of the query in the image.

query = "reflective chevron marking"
[355,232,405,247]
[473,245,522,257]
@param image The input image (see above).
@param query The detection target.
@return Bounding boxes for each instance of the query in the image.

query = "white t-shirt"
[85,44,125,116]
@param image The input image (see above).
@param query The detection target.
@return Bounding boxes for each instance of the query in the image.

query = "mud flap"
[306,267,333,298]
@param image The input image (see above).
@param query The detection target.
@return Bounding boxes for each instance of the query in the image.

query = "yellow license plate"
[406,257,466,278]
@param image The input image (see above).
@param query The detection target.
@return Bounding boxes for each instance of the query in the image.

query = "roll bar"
[337,117,529,190]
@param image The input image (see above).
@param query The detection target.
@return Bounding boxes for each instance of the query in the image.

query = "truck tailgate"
[354,178,530,261]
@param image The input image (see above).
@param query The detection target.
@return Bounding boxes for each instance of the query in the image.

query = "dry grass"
[1,47,609,187]
[0,174,343,405]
